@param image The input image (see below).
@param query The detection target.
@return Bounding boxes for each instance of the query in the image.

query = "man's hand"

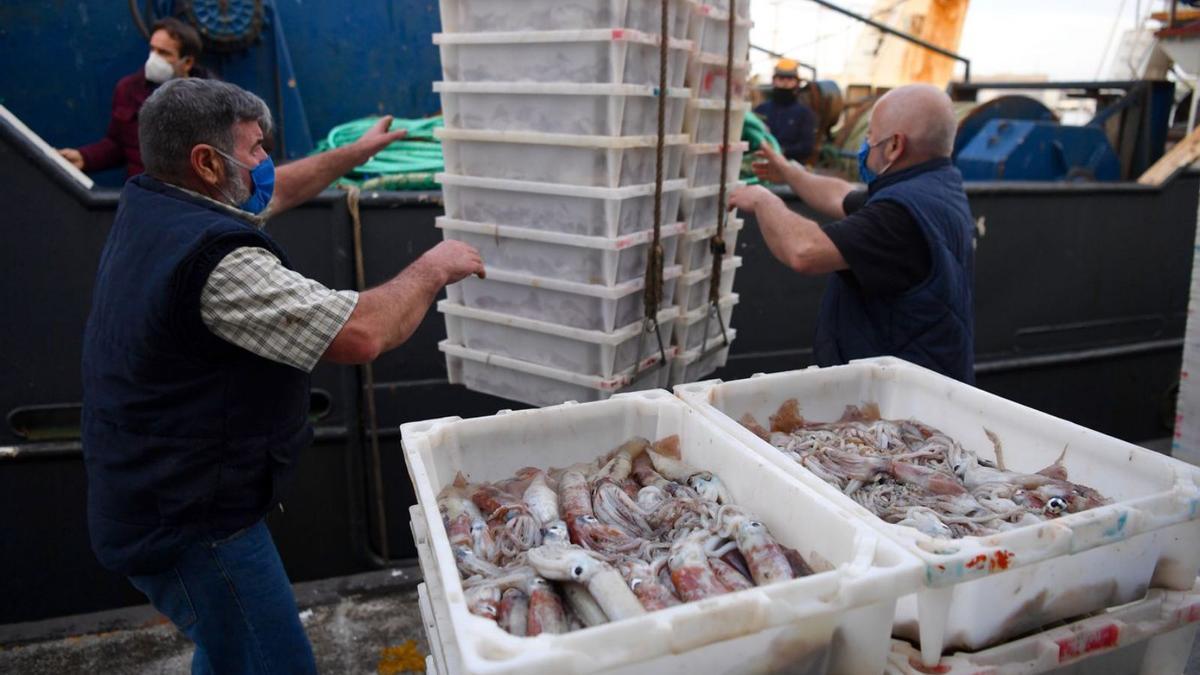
[728,185,777,215]
[420,240,486,284]
[751,144,791,184]
[58,148,85,170]
[352,115,408,163]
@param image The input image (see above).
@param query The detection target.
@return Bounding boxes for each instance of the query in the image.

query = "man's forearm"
[781,163,854,219]
[272,144,369,213]
[753,194,844,275]
[356,256,447,354]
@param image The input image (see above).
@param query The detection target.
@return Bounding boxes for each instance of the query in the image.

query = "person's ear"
[180,55,195,75]
[889,134,906,162]
[191,145,224,186]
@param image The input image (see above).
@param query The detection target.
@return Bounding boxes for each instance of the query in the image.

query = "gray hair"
[139,78,273,182]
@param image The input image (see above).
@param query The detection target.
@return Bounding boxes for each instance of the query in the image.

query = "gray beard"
[218,158,252,207]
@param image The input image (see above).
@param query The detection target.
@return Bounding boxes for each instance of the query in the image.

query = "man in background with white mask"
[58,17,207,177]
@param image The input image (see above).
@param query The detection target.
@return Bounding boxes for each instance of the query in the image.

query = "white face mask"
[144,52,176,84]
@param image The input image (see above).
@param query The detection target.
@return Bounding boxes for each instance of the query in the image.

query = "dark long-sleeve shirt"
[754,99,817,163]
[77,71,156,177]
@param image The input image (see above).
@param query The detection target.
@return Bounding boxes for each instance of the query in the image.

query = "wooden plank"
[1137,125,1200,186]
[1151,9,1200,23]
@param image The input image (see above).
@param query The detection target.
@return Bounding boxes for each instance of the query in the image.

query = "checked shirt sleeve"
[200,247,359,372]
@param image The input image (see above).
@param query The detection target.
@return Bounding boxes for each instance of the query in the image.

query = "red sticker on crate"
[1056,623,1119,662]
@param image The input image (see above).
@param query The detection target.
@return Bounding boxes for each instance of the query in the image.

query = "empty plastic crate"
[693,0,750,21]
[684,98,750,144]
[438,128,687,188]
[401,391,925,674]
[685,53,749,101]
[687,2,752,59]
[440,300,678,378]
[675,356,1200,666]
[438,217,684,287]
[438,173,687,238]
[682,141,749,188]
[679,181,744,229]
[434,29,691,87]
[885,582,1200,674]
[675,255,740,312]
[670,328,736,386]
[677,218,743,273]
[446,264,682,332]
[437,0,691,39]
[674,293,737,352]
[435,82,690,136]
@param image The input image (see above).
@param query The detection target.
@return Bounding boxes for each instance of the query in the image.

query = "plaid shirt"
[200,246,358,372]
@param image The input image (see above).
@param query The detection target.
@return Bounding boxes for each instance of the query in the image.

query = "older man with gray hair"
[729,84,975,383]
[81,79,483,673]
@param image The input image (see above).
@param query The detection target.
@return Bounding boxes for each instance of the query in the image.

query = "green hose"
[313,116,445,190]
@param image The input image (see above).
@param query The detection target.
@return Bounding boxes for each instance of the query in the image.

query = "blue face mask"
[214,148,275,214]
[857,136,894,185]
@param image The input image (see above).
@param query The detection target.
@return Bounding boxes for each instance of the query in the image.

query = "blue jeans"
[128,520,316,674]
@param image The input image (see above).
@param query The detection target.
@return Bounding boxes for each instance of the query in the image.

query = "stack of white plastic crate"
[670,0,752,386]
[432,0,700,407]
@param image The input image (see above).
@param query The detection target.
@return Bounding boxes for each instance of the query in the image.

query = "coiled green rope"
[314,116,445,190]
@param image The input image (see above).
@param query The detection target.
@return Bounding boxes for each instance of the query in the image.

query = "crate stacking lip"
[677,217,743,273]
[434,29,692,87]
[674,356,1200,666]
[676,254,741,312]
[437,217,685,288]
[670,326,736,386]
[686,53,750,101]
[439,300,678,379]
[692,0,751,21]
[680,181,745,230]
[434,82,691,137]
[688,2,753,59]
[437,173,688,239]
[674,291,737,353]
[684,97,751,144]
[436,0,693,40]
[401,391,926,675]
[682,140,749,188]
[446,263,683,333]
[437,128,689,189]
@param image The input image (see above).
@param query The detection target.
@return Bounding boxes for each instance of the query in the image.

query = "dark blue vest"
[814,160,976,383]
[82,175,313,575]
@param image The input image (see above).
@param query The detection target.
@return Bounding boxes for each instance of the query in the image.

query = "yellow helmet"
[774,59,799,78]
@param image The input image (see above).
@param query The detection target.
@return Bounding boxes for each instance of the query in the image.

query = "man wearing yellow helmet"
[753,59,817,163]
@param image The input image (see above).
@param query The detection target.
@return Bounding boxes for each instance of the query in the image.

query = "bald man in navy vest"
[729,84,975,382]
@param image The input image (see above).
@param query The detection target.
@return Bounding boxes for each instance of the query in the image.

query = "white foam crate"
[674,293,737,352]
[684,97,750,144]
[437,0,692,39]
[675,254,740,312]
[434,29,692,87]
[679,181,744,229]
[438,128,687,189]
[687,2,752,59]
[674,356,1200,666]
[885,582,1200,675]
[400,390,926,675]
[438,173,687,238]
[677,218,742,273]
[682,141,748,188]
[440,340,673,406]
[446,264,682,332]
[670,329,735,386]
[685,53,750,101]
[440,300,678,378]
[435,82,690,137]
[438,217,685,287]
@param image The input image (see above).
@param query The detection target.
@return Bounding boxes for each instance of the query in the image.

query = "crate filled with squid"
[675,356,1200,670]
[402,390,925,675]
[437,0,693,39]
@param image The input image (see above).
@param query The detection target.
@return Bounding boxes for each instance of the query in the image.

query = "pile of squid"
[740,401,1111,539]
[436,436,812,636]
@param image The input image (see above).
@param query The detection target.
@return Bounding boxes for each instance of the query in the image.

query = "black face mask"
[771,87,798,104]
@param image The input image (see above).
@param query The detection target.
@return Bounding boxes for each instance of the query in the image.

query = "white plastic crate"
[679,181,744,229]
[435,29,692,87]
[438,173,687,238]
[440,300,679,378]
[682,141,748,188]
[438,128,687,189]
[670,328,736,387]
[674,293,737,352]
[694,0,750,21]
[684,97,750,144]
[440,340,673,406]
[687,2,752,59]
[400,391,925,675]
[437,0,692,39]
[435,82,690,137]
[446,264,682,332]
[885,582,1200,675]
[685,53,749,101]
[438,217,684,287]
[677,218,742,273]
[675,254,740,312]
[674,357,1200,666]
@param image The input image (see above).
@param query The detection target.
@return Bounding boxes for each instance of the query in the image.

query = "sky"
[748,0,1148,82]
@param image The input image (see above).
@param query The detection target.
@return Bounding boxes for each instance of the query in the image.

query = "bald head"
[870,84,957,166]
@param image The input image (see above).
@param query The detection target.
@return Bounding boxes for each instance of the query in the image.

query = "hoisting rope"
[636,0,671,375]
[702,0,737,355]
